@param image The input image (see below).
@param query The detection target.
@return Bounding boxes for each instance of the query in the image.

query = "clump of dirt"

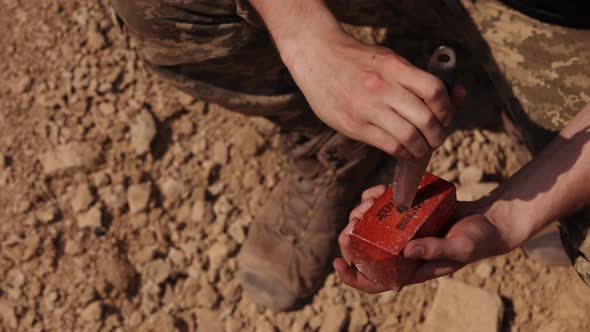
[0,1,589,331]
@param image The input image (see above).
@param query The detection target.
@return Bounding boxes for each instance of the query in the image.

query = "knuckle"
[400,128,420,145]
[387,141,403,156]
[426,79,446,101]
[361,71,385,93]
[421,113,438,130]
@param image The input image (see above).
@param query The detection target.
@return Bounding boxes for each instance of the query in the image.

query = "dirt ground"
[1,1,590,331]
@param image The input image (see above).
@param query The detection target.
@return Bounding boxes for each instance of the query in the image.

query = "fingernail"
[406,246,424,259]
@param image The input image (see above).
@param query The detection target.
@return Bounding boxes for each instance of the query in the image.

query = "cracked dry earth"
[1,1,590,332]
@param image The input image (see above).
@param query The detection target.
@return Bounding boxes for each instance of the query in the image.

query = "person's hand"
[281,31,465,159]
[334,185,519,293]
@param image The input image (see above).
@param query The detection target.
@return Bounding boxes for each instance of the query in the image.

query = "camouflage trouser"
[112,0,590,283]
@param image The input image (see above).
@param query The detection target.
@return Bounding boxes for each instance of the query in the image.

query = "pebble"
[242,169,262,189]
[96,253,138,293]
[227,222,246,244]
[71,183,94,213]
[233,127,264,157]
[197,281,220,309]
[0,301,18,329]
[11,75,33,94]
[98,184,126,213]
[40,142,101,174]
[349,307,369,332]
[127,183,151,213]
[143,259,171,284]
[476,262,494,279]
[191,200,212,223]
[255,319,277,332]
[320,306,349,332]
[160,178,186,203]
[212,141,229,164]
[86,25,106,51]
[77,205,102,229]
[35,205,58,224]
[195,309,224,331]
[130,110,157,155]
[80,301,102,322]
[459,166,484,185]
[423,278,503,332]
[98,102,116,116]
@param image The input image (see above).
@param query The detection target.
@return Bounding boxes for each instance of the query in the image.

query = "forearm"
[249,0,344,66]
[485,103,590,246]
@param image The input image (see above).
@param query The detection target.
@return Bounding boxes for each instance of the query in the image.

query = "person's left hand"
[334,185,516,293]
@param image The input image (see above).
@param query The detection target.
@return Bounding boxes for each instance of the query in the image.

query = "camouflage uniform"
[112,0,590,284]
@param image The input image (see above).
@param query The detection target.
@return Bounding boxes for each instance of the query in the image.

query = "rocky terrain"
[1,1,590,331]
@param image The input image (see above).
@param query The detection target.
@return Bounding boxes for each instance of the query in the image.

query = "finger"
[338,225,352,264]
[361,185,387,202]
[357,125,413,159]
[349,199,374,222]
[385,87,446,149]
[333,259,389,294]
[396,66,455,127]
[405,260,464,285]
[403,235,476,263]
[373,108,430,158]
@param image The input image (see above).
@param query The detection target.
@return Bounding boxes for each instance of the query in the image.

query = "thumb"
[403,234,476,263]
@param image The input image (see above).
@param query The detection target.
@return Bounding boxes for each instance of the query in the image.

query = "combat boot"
[238,131,384,311]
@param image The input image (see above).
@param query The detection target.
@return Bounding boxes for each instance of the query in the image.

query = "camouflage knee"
[112,0,261,65]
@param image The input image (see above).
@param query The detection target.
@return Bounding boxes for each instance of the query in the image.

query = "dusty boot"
[523,222,570,266]
[238,131,384,311]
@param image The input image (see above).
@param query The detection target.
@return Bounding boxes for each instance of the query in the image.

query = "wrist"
[250,0,346,68]
[478,192,535,251]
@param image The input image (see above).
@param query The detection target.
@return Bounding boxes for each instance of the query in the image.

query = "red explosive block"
[349,173,457,291]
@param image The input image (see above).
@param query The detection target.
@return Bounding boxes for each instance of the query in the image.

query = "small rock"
[242,169,261,189]
[64,239,83,255]
[0,301,17,329]
[87,25,106,51]
[11,75,33,94]
[459,166,484,185]
[255,319,276,332]
[227,222,246,244]
[349,307,369,332]
[98,184,127,213]
[143,259,171,284]
[197,281,220,309]
[71,183,94,213]
[80,301,103,322]
[456,182,499,201]
[77,205,102,229]
[146,311,178,332]
[211,141,229,164]
[35,205,58,224]
[160,178,186,203]
[213,196,234,219]
[191,200,213,224]
[207,182,225,196]
[476,262,494,279]
[130,110,157,155]
[130,213,149,230]
[423,278,503,332]
[96,253,138,293]
[320,306,349,332]
[40,142,101,174]
[127,183,151,213]
[233,127,264,157]
[195,309,224,331]
[207,241,231,271]
[98,102,116,116]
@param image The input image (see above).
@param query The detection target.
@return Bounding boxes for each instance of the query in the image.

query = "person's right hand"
[281,30,465,159]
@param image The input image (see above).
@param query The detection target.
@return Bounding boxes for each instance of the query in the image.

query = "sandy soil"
[1,1,590,331]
